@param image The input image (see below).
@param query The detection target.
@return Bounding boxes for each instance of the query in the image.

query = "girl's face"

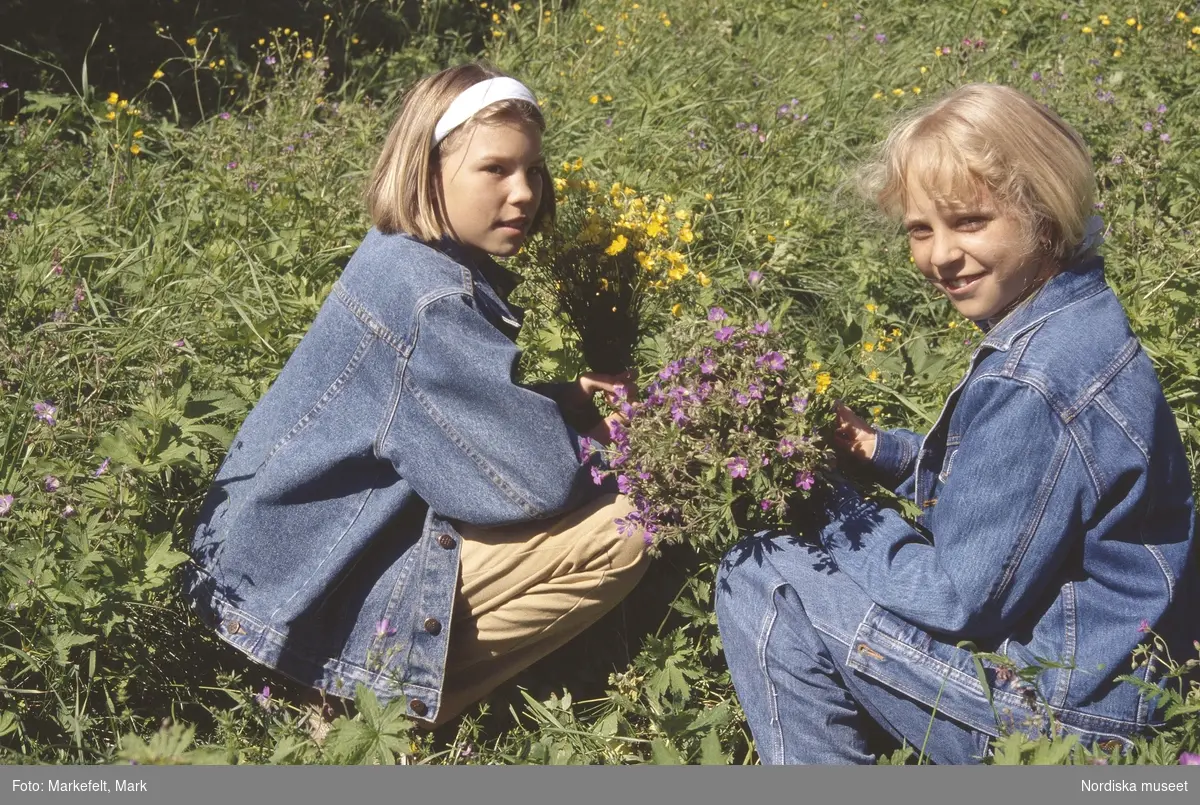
[438,120,544,258]
[903,178,1055,323]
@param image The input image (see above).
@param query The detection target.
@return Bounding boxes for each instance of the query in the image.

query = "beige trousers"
[431,493,649,726]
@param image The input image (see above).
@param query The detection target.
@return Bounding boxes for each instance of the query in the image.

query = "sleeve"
[867,426,924,494]
[528,381,605,433]
[383,293,607,527]
[816,377,1093,638]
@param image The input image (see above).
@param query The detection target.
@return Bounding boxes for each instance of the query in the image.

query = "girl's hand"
[585,412,628,445]
[833,402,877,463]
[576,370,640,407]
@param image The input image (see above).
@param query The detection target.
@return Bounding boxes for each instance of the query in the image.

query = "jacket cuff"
[870,427,916,481]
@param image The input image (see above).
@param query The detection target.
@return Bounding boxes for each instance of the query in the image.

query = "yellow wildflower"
[912,86,921,95]
[258,38,265,45]
[1113,49,1122,57]
[920,65,928,73]
[595,24,605,32]
[208,61,216,68]
[1178,11,1189,20]
[105,111,116,120]
[605,235,629,255]
[666,265,688,281]
[679,226,695,244]
[815,373,832,395]
[130,144,141,155]
[1193,25,1200,34]
[118,99,128,108]
[152,70,165,80]
[133,129,144,138]
[948,320,959,329]
[891,327,901,337]
[1125,17,1136,26]
[1098,14,1110,25]
[868,370,880,382]
[303,51,313,59]
[810,361,822,371]
[671,303,683,317]
[283,27,291,34]
[697,272,711,287]
[492,12,500,22]
[589,94,599,104]
[573,157,583,171]
[863,342,875,352]
[892,88,905,96]
[635,251,654,270]
[1081,26,1093,33]
[186,37,197,46]
[872,91,883,100]
[512,2,521,10]
[871,406,883,416]
[865,303,877,313]
[603,93,613,102]
[553,177,567,191]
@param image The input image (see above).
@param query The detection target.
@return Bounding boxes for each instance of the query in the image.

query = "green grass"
[1,0,1198,765]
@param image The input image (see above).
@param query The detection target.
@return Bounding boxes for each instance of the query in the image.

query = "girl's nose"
[930,229,962,269]
[509,172,539,207]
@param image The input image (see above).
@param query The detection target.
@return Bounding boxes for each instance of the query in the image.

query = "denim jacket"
[183,229,607,722]
[819,256,1196,740]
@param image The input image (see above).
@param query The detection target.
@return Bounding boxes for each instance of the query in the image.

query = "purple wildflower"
[700,357,717,374]
[791,395,809,413]
[301,131,313,140]
[591,466,605,485]
[0,81,7,89]
[747,382,763,400]
[777,438,796,458]
[62,504,77,518]
[247,180,260,191]
[1142,121,1153,133]
[218,112,231,120]
[616,474,632,494]
[33,400,58,426]
[0,494,12,516]
[760,499,773,511]
[1157,104,1167,115]
[752,321,771,335]
[726,457,749,479]
[853,12,862,20]
[670,405,689,426]
[264,56,277,65]
[226,161,238,170]
[44,476,60,493]
[1060,11,1069,20]
[1137,619,1152,634]
[1030,71,1041,81]
[376,618,396,637]
[1160,133,1171,143]
[1179,753,1200,765]
[283,144,295,153]
[51,262,63,276]
[93,458,110,477]
[734,391,750,407]
[756,351,786,371]
[1111,154,1124,164]
[748,270,763,286]
[794,470,815,490]
[1096,90,1115,104]
[714,326,736,342]
[6,211,17,221]
[697,381,713,400]
[255,685,271,707]
[173,338,187,348]
[874,33,887,43]
[749,123,759,133]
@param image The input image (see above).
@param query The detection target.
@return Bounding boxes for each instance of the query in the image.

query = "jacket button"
[409,699,428,717]
[423,617,442,636]
[437,533,456,549]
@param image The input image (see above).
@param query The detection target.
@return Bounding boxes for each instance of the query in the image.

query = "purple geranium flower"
[747,382,763,400]
[218,112,231,121]
[33,400,58,426]
[791,395,809,413]
[700,357,717,374]
[376,618,397,637]
[714,326,736,342]
[1179,752,1200,765]
[255,685,271,707]
[734,391,750,407]
[794,470,815,490]
[62,504,77,518]
[752,321,770,335]
[264,56,277,65]
[44,476,60,493]
[748,270,763,286]
[616,474,632,494]
[760,499,773,511]
[0,494,12,516]
[670,405,689,426]
[726,457,749,479]
[93,458,110,477]
[777,438,796,458]
[708,306,728,321]
[226,161,238,170]
[590,466,605,485]
[874,33,887,43]
[756,351,786,371]
[1142,121,1153,133]
[1137,619,1152,634]
[6,211,17,221]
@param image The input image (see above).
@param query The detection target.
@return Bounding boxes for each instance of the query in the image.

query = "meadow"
[1,0,1198,765]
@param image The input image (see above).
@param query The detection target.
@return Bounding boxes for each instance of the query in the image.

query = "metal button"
[423,617,442,636]
[409,699,428,717]
[437,533,456,549]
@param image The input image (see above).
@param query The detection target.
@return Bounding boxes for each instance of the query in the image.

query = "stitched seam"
[1063,337,1139,421]
[761,586,786,763]
[1095,391,1150,462]
[1064,417,1106,499]
[262,329,376,464]
[982,282,1109,351]
[1053,582,1077,709]
[333,281,409,355]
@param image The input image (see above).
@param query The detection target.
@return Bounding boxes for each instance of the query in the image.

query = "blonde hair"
[859,83,1096,263]
[366,63,554,241]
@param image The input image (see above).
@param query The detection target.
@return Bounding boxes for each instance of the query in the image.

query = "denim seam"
[994,413,1071,600]
[262,329,377,465]
[981,282,1108,352]
[333,281,410,355]
[1063,337,1140,422]
[1053,581,1077,709]
[760,584,787,764]
[1094,391,1150,462]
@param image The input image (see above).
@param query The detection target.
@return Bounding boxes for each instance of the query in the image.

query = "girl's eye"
[484,165,506,176]
[958,216,988,230]
[906,226,931,240]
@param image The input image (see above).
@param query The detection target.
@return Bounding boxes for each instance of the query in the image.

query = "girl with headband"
[184,63,648,728]
[716,84,1196,764]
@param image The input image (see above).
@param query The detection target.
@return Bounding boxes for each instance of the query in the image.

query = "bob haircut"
[366,63,555,242]
[859,83,1096,264]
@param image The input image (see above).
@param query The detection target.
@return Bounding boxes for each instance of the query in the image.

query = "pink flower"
[1179,752,1200,765]
[726,457,749,478]
[1137,619,1151,634]
[0,494,13,516]
[794,470,815,490]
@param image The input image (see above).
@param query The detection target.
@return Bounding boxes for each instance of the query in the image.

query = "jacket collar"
[977,255,1108,351]
[433,237,522,301]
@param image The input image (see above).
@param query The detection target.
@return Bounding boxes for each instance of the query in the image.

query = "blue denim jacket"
[819,256,1196,738]
[183,229,606,722]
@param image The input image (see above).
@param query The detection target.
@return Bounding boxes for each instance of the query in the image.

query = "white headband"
[432,77,539,146]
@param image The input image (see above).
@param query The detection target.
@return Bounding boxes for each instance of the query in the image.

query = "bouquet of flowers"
[591,305,838,556]
[514,160,703,374]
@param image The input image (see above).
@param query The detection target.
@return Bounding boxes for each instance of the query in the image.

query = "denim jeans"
[717,532,1007,765]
